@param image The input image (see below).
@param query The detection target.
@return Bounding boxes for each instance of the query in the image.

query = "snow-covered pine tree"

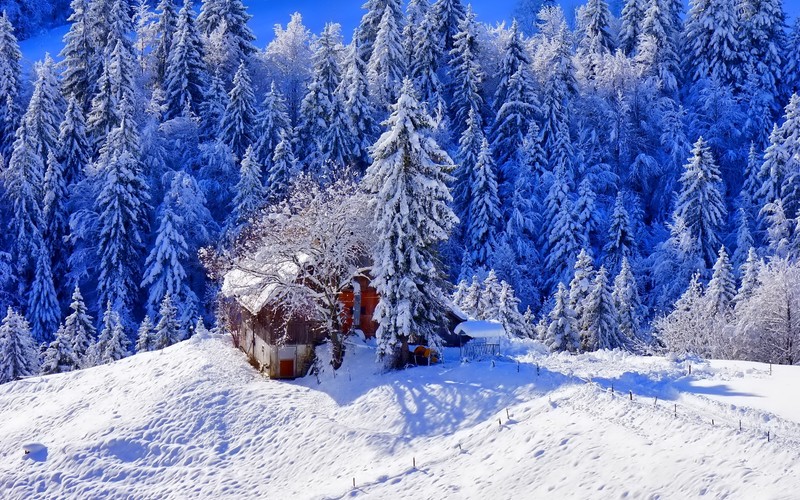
[491,65,537,185]
[94,98,150,314]
[584,266,624,352]
[87,38,137,151]
[199,69,228,140]
[706,246,736,318]
[613,257,643,346]
[141,181,198,323]
[493,20,529,115]
[479,269,502,321]
[460,276,482,319]
[164,0,207,120]
[0,11,21,157]
[684,0,742,86]
[430,0,466,53]
[576,0,614,82]
[93,302,129,364]
[738,0,784,114]
[356,0,404,65]
[448,4,483,140]
[546,282,580,353]
[655,273,709,356]
[731,208,754,270]
[463,138,500,276]
[733,248,761,308]
[60,285,95,366]
[545,173,581,287]
[786,19,800,96]
[219,61,257,159]
[0,307,39,383]
[154,293,181,349]
[196,0,256,74]
[760,199,791,257]
[674,137,726,266]
[363,79,457,368]
[25,55,64,161]
[637,0,681,94]
[497,281,527,338]
[136,315,156,353]
[41,324,79,375]
[411,9,445,112]
[26,243,60,344]
[604,191,636,274]
[774,95,800,219]
[152,0,179,84]
[57,98,90,189]
[755,123,788,213]
[230,145,265,227]
[265,131,297,205]
[253,81,291,171]
[42,152,69,286]
[575,176,600,249]
[404,0,430,65]
[343,37,379,173]
[620,0,645,55]
[367,6,406,110]
[569,248,595,333]
[59,0,95,113]
[453,107,484,232]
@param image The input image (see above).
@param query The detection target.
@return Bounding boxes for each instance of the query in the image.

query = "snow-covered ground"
[1,332,799,499]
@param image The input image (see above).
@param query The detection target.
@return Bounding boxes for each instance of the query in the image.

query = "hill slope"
[1,333,799,499]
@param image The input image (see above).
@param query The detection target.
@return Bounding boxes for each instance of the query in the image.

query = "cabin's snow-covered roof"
[454,320,506,339]
[221,252,308,315]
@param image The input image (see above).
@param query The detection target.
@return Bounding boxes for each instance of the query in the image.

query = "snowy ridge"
[2,334,800,498]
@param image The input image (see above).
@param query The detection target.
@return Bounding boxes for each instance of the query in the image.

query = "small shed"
[455,321,506,360]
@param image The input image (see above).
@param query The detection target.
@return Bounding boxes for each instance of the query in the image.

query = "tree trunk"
[331,332,345,370]
[399,335,410,368]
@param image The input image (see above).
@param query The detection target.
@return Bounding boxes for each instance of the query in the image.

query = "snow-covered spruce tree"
[27,243,60,344]
[152,0,179,84]
[706,246,736,318]
[343,37,379,173]
[463,138,500,277]
[497,281,527,338]
[453,107,484,234]
[575,176,600,249]
[760,199,791,257]
[458,276,482,319]
[546,282,580,353]
[164,0,206,120]
[199,69,227,140]
[135,315,156,353]
[6,120,45,285]
[448,5,483,140]
[604,191,636,274]
[613,257,643,347]
[42,152,69,284]
[404,0,429,65]
[322,95,357,173]
[649,215,706,314]
[60,284,95,362]
[584,266,626,352]
[620,0,645,55]
[569,248,595,333]
[93,302,129,364]
[141,181,198,324]
[684,0,742,86]
[58,97,90,189]
[637,0,681,95]
[265,131,297,205]
[0,11,21,157]
[25,55,64,161]
[219,61,257,160]
[263,13,313,124]
[493,20,528,114]
[773,95,800,219]
[545,173,581,288]
[576,0,614,82]
[196,0,256,74]
[479,269,502,321]
[367,6,406,110]
[674,137,726,266]
[738,0,784,113]
[356,0,404,64]
[430,0,466,53]
[733,248,761,308]
[655,274,711,356]
[411,9,445,112]
[94,98,150,314]
[87,38,137,151]
[363,79,457,368]
[253,81,291,171]
[153,293,181,349]
[0,308,39,383]
[755,123,788,214]
[41,324,79,375]
[60,0,96,112]
[786,19,800,96]
[230,145,265,228]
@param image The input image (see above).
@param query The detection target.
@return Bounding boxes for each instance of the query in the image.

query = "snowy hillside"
[2,333,799,499]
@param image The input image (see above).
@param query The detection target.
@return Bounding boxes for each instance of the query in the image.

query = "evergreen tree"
[738,0,785,112]
[411,9,445,111]
[613,257,643,346]
[546,282,580,353]
[57,98,90,188]
[0,11,21,157]
[732,208,754,269]
[42,152,69,283]
[27,244,60,344]
[706,246,736,317]
[785,19,800,96]
[448,5,483,139]
[87,38,137,149]
[604,191,636,274]
[577,0,614,81]
[265,131,296,205]
[94,302,129,364]
[497,281,527,337]
[164,0,207,120]
[685,0,743,86]
[154,293,181,349]
[569,248,596,332]
[734,248,761,307]
[491,65,537,173]
[545,174,581,286]
[199,69,228,140]
[575,177,600,249]
[135,315,156,352]
[363,79,457,368]
[674,137,726,265]
[94,99,150,313]
[638,0,681,94]
[356,0,404,64]
[479,269,502,320]
[196,0,256,73]
[493,20,529,114]
[620,0,645,55]
[253,82,291,170]
[0,307,39,383]
[61,285,95,367]
[219,61,257,159]
[153,0,179,84]
[25,55,64,161]
[367,6,406,109]
[453,107,484,228]
[40,324,79,375]
[430,0,466,52]
[231,145,265,226]
[60,0,95,112]
[343,38,379,173]
[463,138,500,276]
[584,266,624,351]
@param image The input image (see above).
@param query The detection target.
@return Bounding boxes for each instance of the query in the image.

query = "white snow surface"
[454,320,505,338]
[1,333,800,499]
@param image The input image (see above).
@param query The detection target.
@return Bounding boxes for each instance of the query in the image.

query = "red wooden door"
[279,359,294,378]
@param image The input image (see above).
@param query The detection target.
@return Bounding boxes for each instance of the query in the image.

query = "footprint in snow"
[22,443,48,462]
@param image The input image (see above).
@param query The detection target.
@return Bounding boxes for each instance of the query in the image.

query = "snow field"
[1,333,799,499]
